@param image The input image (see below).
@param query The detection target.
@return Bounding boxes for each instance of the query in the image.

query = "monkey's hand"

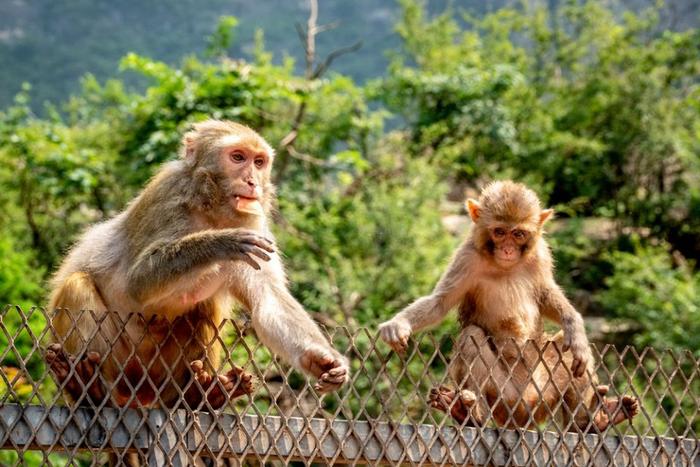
[562,332,592,378]
[225,229,276,270]
[378,317,412,354]
[299,347,349,394]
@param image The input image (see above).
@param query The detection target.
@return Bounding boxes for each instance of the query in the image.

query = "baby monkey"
[379,181,638,431]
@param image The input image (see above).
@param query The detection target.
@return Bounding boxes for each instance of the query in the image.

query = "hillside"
[2,0,696,110]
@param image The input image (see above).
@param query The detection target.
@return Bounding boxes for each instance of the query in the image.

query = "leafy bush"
[598,239,700,354]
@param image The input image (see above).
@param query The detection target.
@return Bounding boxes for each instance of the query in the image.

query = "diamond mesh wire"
[0,305,698,466]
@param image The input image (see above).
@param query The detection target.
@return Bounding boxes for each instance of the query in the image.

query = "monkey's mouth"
[233,195,264,216]
[494,250,520,266]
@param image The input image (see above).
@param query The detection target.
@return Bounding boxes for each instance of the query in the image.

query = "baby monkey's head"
[467,180,553,269]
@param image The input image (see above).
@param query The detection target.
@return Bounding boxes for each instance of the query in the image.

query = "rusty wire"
[0,305,698,465]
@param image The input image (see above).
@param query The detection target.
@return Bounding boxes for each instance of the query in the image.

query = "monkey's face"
[487,225,535,268]
[217,133,273,211]
[467,180,553,270]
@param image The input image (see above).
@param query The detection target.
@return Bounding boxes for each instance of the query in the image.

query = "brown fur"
[380,180,638,431]
[48,119,348,411]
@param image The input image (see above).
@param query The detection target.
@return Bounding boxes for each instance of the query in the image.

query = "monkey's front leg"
[246,279,349,394]
[185,360,255,410]
[127,229,275,304]
[539,284,592,378]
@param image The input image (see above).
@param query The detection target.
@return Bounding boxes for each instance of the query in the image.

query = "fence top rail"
[1,404,698,466]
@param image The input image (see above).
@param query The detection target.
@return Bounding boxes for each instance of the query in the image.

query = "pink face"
[217,134,272,203]
[489,226,532,266]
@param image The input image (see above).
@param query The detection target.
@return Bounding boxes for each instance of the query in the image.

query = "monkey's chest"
[463,280,542,341]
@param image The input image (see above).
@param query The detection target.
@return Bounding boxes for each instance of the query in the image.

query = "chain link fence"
[0,305,698,465]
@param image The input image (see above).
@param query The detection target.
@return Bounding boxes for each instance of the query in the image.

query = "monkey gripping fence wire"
[0,305,698,466]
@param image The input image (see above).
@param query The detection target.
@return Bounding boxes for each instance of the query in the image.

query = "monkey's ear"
[539,209,554,225]
[466,199,481,222]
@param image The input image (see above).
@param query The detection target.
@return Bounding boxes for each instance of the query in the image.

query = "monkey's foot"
[590,386,639,431]
[429,386,478,425]
[189,360,255,410]
[45,343,105,404]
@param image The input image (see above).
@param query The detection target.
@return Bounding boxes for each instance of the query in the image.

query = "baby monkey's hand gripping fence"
[0,306,698,466]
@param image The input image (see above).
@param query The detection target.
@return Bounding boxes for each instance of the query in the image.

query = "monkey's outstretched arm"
[538,283,591,378]
[379,242,475,352]
[248,280,349,393]
[127,229,275,303]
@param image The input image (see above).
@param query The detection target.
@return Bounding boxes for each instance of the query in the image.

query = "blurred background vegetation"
[0,1,699,456]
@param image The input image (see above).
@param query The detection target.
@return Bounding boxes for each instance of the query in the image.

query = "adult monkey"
[379,181,638,431]
[47,120,349,410]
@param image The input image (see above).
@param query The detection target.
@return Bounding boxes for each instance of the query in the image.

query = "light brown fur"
[47,119,348,411]
[379,180,638,431]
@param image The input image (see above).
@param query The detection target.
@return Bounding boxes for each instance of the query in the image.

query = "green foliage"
[0,0,696,354]
[278,146,455,326]
[206,16,239,58]
[599,239,700,354]
[383,0,700,251]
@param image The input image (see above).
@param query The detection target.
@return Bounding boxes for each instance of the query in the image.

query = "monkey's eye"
[513,229,527,240]
[493,228,507,238]
[230,152,245,163]
[254,157,265,168]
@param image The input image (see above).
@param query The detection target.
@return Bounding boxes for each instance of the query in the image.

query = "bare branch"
[274,0,361,184]
[295,23,309,55]
[288,146,330,167]
[312,41,363,80]
[314,21,340,34]
[305,0,318,78]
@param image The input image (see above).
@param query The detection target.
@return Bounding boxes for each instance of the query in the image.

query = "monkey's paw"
[299,348,349,393]
[190,360,255,410]
[45,343,105,404]
[230,229,276,271]
[378,318,412,354]
[562,335,592,378]
[428,386,477,425]
[590,386,640,431]
[315,365,349,393]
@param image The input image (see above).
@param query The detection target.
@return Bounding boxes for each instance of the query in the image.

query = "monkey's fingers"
[45,344,74,385]
[77,352,105,402]
[314,379,342,393]
[190,360,213,387]
[622,396,640,418]
[225,366,255,395]
[235,252,262,270]
[390,337,408,354]
[319,370,348,385]
[314,366,349,393]
[571,356,587,378]
[239,233,276,253]
[245,245,272,262]
[75,352,99,382]
[300,348,344,379]
[217,374,235,392]
[386,325,410,354]
[226,364,245,376]
[562,336,571,353]
[326,366,347,378]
